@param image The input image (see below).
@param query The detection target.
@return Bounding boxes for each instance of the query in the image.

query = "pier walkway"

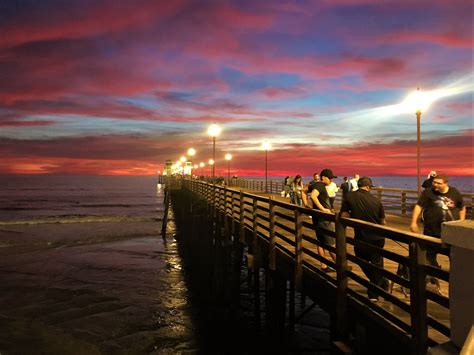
[161,177,466,354]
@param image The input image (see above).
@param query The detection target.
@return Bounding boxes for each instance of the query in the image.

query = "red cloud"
[0,119,57,127]
[1,130,472,177]
[377,31,472,48]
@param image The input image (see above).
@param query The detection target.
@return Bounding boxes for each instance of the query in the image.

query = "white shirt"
[349,178,359,191]
[326,181,339,197]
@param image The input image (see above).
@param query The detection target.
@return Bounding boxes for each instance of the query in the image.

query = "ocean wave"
[78,203,157,208]
[0,215,162,225]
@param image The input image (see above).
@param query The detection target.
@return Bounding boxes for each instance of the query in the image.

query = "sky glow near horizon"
[0,0,472,177]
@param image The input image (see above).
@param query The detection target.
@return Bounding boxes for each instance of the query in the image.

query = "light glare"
[207,123,221,137]
[261,141,271,151]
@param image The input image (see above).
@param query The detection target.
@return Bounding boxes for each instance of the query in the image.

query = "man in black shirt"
[341,176,388,301]
[411,174,465,286]
[307,169,336,271]
[340,176,351,202]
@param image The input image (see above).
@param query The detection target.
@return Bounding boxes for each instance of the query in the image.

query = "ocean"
[0,175,164,223]
[0,175,330,353]
[0,175,200,353]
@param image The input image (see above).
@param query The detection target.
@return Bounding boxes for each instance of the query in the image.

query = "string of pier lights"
[206,123,272,184]
[171,123,271,180]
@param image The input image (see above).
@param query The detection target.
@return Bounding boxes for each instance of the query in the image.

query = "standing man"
[340,177,388,301]
[340,176,351,202]
[411,173,465,289]
[307,169,337,271]
[302,172,320,208]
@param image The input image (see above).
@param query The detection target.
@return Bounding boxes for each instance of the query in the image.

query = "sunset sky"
[0,0,472,176]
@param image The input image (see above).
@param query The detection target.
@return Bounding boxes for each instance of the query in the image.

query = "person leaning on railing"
[410,173,466,292]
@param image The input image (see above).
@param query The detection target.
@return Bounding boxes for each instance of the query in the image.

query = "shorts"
[313,219,335,246]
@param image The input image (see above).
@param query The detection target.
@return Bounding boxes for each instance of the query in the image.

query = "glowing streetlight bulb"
[261,141,271,151]
[180,156,187,163]
[199,162,205,168]
[207,123,221,137]
[194,164,198,169]
[187,148,196,156]
[401,87,432,114]
[208,159,214,165]
[225,153,232,161]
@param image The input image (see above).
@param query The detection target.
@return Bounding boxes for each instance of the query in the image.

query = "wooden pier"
[161,177,465,354]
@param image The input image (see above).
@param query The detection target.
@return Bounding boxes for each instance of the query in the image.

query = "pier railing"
[229,178,473,219]
[182,179,452,354]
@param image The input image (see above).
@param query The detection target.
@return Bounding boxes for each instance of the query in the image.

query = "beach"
[0,220,200,354]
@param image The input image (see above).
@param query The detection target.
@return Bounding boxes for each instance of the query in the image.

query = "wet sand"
[0,222,197,354]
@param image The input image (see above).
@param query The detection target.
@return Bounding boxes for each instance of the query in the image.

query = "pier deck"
[167,178,455,354]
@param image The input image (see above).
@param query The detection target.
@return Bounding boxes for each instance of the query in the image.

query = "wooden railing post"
[252,197,258,256]
[294,208,303,290]
[224,186,228,215]
[252,196,261,324]
[409,241,428,354]
[335,214,348,340]
[471,196,474,220]
[239,191,245,242]
[401,192,407,216]
[269,196,276,270]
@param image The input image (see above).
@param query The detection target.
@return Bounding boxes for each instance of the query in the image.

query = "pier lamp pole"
[208,159,214,178]
[416,109,421,197]
[199,162,205,176]
[407,87,431,197]
[187,148,196,175]
[401,87,433,197]
[207,123,221,178]
[180,156,186,177]
[225,154,232,185]
[261,141,271,193]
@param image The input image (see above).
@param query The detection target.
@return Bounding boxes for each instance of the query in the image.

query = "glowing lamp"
[207,123,221,137]
[261,141,271,151]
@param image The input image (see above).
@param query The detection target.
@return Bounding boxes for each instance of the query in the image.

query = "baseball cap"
[358,176,374,188]
[320,168,337,179]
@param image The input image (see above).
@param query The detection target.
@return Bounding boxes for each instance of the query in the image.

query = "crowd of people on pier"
[282,169,466,300]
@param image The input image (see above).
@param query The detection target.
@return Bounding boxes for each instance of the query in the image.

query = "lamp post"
[207,123,221,178]
[208,159,214,177]
[261,141,271,193]
[180,156,186,177]
[416,108,421,197]
[199,162,205,176]
[402,87,431,197]
[225,153,232,185]
[187,148,196,175]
